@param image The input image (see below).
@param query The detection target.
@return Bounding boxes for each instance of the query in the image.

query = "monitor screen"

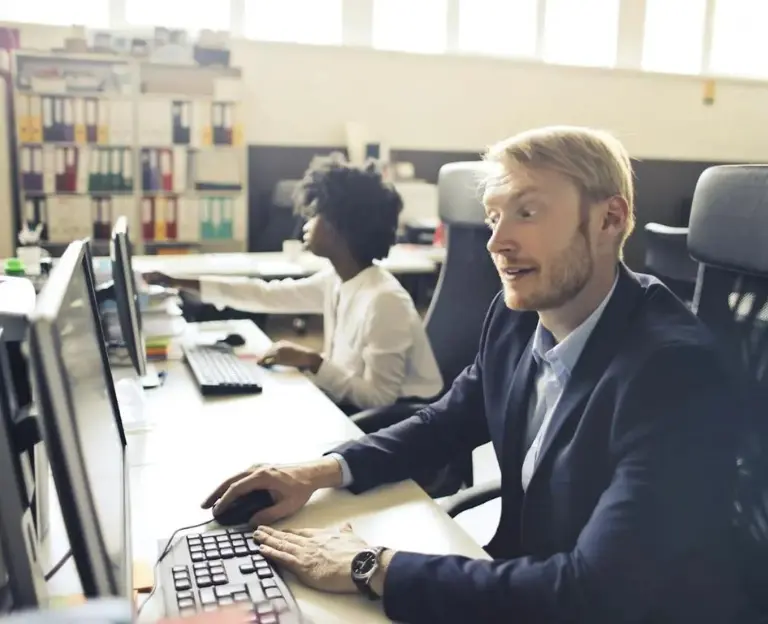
[110,216,147,378]
[27,240,130,598]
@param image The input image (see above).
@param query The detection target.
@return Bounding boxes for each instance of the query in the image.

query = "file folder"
[74,98,86,144]
[122,148,133,191]
[63,98,74,142]
[154,196,167,241]
[200,198,213,240]
[160,149,173,191]
[54,147,66,192]
[85,98,98,143]
[99,149,110,192]
[177,197,200,242]
[42,145,56,193]
[31,146,43,192]
[222,103,233,145]
[212,103,225,145]
[97,99,109,144]
[166,196,178,240]
[88,148,101,191]
[172,101,191,145]
[150,149,161,191]
[36,196,48,241]
[29,95,43,143]
[24,199,35,230]
[20,146,32,190]
[53,97,64,142]
[42,96,54,142]
[64,147,77,192]
[141,149,151,191]
[220,197,233,239]
[16,93,29,142]
[110,148,122,191]
[76,146,89,193]
[141,197,154,241]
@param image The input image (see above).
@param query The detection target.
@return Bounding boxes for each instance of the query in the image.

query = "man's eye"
[484,216,498,229]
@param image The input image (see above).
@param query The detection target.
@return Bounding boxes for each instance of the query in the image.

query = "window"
[244,0,342,45]
[126,0,231,31]
[458,0,538,58]
[710,0,768,78]
[642,0,707,74]
[0,0,109,27]
[542,0,620,67]
[373,0,447,54]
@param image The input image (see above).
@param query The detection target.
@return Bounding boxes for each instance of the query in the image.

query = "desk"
[129,245,445,280]
[44,320,487,623]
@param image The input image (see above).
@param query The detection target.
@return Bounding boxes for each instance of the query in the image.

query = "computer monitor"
[110,216,147,379]
[26,240,132,599]
[0,328,47,610]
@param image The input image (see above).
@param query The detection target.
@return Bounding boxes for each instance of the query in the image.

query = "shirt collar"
[532,272,619,376]
[336,265,377,297]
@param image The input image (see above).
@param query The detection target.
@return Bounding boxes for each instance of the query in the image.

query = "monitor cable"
[43,549,72,581]
[136,519,211,618]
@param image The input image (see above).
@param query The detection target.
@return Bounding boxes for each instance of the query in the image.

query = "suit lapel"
[528,265,645,485]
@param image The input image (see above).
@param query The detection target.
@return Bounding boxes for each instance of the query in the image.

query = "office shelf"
[9,48,247,256]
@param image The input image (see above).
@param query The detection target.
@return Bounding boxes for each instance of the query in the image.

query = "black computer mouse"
[217,333,246,348]
[212,489,275,527]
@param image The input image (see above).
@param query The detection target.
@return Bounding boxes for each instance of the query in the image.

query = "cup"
[283,239,303,262]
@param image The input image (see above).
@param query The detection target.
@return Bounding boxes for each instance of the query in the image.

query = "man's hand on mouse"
[254,523,393,595]
[201,458,344,527]
[258,341,323,373]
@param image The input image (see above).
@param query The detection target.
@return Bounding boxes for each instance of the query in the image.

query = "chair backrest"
[687,164,768,612]
[423,161,500,392]
[643,222,698,303]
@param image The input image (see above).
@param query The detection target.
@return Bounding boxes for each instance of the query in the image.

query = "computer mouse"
[217,333,246,348]
[212,489,275,527]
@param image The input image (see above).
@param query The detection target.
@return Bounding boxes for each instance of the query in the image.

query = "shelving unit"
[10,49,247,256]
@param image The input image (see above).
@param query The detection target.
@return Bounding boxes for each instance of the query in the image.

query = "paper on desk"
[115,377,154,433]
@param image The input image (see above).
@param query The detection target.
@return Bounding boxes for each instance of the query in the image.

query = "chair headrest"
[271,180,301,209]
[688,165,768,276]
[437,161,497,226]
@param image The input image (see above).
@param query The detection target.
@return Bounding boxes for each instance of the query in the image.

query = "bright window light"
[372,0,447,54]
[710,0,768,78]
[0,0,109,28]
[543,0,620,67]
[458,0,538,58]
[244,0,343,45]
[126,0,231,31]
[642,0,707,74]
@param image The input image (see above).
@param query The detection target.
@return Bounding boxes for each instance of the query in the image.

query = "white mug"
[282,239,303,261]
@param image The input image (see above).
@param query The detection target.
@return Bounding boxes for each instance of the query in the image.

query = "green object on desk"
[4,257,26,276]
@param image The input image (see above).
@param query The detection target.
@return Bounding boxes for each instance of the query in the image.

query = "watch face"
[352,551,378,577]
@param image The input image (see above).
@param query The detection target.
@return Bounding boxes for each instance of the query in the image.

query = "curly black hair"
[293,152,403,266]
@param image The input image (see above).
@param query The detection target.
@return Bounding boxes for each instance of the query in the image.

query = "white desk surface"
[43,320,487,623]
[129,245,446,279]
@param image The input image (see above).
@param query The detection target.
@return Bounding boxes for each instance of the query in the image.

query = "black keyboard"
[161,528,304,622]
[182,344,263,397]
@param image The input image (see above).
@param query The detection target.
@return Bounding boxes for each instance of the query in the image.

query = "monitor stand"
[139,363,161,389]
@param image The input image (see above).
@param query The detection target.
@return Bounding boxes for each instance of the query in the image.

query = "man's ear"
[603,196,628,235]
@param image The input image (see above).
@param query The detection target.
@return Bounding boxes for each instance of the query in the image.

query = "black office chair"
[643,222,698,303]
[352,161,501,498]
[686,164,768,617]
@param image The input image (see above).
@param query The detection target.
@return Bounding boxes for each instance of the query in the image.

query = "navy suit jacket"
[331,264,748,623]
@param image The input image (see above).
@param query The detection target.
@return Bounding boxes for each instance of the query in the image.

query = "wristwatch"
[350,546,386,600]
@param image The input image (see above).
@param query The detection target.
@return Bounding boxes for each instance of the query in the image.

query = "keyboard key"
[174,579,191,591]
[191,553,205,563]
[260,578,276,589]
[172,566,187,573]
[212,573,228,585]
[215,583,247,598]
[197,575,212,588]
[239,563,255,574]
[190,544,203,553]
[265,587,282,600]
[247,541,260,554]
[256,602,274,615]
[260,615,278,624]
[193,562,208,570]
[256,567,273,579]
[254,560,269,569]
[220,548,235,559]
[217,596,234,607]
[234,592,251,603]
[210,565,225,576]
[271,598,288,613]
[178,598,195,609]
[234,546,249,557]
[179,607,197,617]
[176,590,194,601]
[205,550,220,561]
[199,587,216,606]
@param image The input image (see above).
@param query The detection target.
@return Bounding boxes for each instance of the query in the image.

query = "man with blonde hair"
[201,127,747,623]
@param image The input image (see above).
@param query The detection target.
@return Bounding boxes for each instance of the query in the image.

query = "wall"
[3,21,767,267]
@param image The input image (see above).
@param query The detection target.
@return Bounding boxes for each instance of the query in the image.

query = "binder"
[31,146,43,192]
[99,149,110,192]
[20,146,32,190]
[141,149,151,191]
[88,148,101,191]
[24,198,35,230]
[29,95,43,143]
[94,197,111,239]
[165,196,178,240]
[177,197,200,242]
[192,100,212,147]
[54,147,66,192]
[149,149,161,190]
[53,97,64,142]
[200,197,213,240]
[74,98,86,144]
[64,147,77,192]
[16,93,29,142]
[160,149,172,191]
[42,145,56,193]
[63,98,74,142]
[85,98,98,143]
[154,196,167,241]
[141,197,154,241]
[232,102,244,147]
[222,103,233,145]
[172,101,191,145]
[210,197,222,239]
[220,197,233,239]
[42,96,54,142]
[172,146,187,192]
[110,148,122,191]
[97,99,109,144]
[122,148,133,191]
[212,103,224,145]
[76,146,89,194]
[36,196,48,241]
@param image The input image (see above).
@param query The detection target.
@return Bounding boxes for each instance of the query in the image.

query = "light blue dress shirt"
[332,273,619,491]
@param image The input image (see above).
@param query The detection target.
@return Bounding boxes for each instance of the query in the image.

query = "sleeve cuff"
[326,452,354,487]
[308,358,348,401]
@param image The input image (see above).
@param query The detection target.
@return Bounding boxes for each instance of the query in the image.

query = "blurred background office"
[1,0,767,548]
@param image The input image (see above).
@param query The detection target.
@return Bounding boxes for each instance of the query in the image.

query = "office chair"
[686,164,768,616]
[352,161,501,498]
[643,222,698,303]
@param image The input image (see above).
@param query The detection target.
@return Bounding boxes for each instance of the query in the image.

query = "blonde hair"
[484,125,635,257]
